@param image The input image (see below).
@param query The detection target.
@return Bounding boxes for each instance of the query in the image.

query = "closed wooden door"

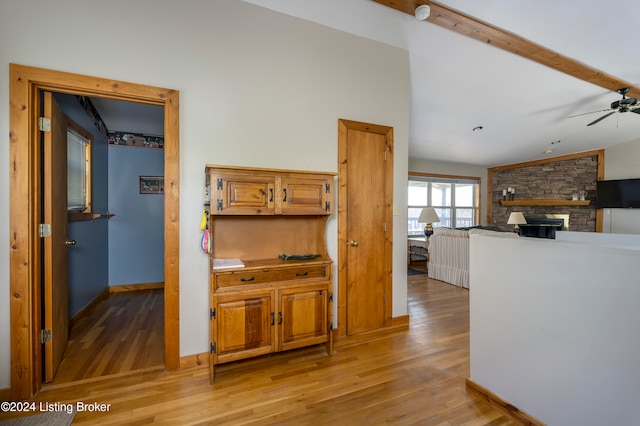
[42,92,70,382]
[338,120,393,336]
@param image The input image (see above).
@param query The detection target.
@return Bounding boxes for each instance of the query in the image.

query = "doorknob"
[348,240,359,247]
[65,240,76,246]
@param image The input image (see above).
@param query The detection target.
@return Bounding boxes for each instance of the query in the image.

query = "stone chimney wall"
[491,154,598,232]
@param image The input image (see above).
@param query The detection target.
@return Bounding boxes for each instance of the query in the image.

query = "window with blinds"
[67,128,91,212]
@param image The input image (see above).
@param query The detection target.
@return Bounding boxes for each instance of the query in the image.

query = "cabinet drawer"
[216,265,327,288]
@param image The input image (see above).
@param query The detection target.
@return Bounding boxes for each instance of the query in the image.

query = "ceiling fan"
[570,88,640,126]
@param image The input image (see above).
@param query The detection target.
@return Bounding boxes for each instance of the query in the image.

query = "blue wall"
[108,146,164,285]
[55,94,109,317]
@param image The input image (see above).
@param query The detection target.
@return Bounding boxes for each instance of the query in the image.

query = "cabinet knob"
[65,239,76,246]
[349,240,359,247]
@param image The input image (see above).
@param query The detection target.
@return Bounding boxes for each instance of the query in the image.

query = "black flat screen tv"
[596,178,640,208]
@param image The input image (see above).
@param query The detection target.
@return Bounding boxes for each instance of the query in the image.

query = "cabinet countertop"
[212,256,332,272]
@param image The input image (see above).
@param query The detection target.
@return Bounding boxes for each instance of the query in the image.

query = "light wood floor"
[9,274,515,425]
[52,289,165,384]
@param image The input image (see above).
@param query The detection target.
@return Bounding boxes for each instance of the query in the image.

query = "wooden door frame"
[9,64,180,399]
[337,119,394,337]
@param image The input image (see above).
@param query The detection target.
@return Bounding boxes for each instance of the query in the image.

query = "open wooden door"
[42,92,70,383]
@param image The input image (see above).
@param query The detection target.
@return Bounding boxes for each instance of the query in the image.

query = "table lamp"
[418,207,440,238]
[507,212,527,234]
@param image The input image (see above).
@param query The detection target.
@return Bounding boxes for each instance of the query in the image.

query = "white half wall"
[469,234,640,426]
[556,230,640,247]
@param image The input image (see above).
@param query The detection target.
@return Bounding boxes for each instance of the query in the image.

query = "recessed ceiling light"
[472,126,483,132]
[543,149,554,154]
[415,5,431,20]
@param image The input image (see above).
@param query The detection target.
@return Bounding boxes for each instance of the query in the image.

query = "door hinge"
[329,292,333,302]
[325,201,330,212]
[40,329,51,344]
[38,117,51,132]
[216,200,223,211]
[329,322,333,331]
[216,178,223,190]
[39,223,51,238]
[210,308,216,320]
[325,183,330,193]
[210,342,216,354]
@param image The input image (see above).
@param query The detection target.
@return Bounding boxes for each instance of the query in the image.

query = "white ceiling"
[243,0,640,167]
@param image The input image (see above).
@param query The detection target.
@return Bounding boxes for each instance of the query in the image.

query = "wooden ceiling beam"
[371,0,640,99]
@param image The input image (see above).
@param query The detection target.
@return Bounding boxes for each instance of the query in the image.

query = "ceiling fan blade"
[568,108,612,119]
[587,111,617,126]
[632,107,640,115]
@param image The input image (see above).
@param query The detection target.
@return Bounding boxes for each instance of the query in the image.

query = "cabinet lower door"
[279,284,329,351]
[213,290,275,364]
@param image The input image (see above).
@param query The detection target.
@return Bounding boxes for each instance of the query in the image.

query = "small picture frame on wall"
[139,176,164,194]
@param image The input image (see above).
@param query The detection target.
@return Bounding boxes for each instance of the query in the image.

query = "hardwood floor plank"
[50,289,165,385]
[2,277,519,425]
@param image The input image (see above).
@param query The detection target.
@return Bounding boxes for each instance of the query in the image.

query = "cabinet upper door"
[212,172,275,215]
[280,176,333,215]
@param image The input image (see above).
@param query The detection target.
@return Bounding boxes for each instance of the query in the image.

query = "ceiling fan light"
[415,4,430,20]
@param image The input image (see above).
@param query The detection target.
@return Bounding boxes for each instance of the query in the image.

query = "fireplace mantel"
[500,199,591,206]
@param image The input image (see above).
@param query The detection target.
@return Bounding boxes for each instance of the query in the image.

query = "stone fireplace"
[489,152,601,233]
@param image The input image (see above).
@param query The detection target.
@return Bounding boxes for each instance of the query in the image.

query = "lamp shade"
[507,212,527,225]
[418,207,440,224]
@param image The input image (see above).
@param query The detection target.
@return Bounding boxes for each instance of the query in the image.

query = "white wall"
[603,137,640,234]
[0,0,410,389]
[469,234,640,426]
[408,158,488,225]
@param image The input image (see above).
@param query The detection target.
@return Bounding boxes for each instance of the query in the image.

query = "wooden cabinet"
[280,176,332,215]
[211,282,330,364]
[206,165,335,382]
[212,289,275,363]
[279,283,329,352]
[212,172,275,214]
[209,165,333,216]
